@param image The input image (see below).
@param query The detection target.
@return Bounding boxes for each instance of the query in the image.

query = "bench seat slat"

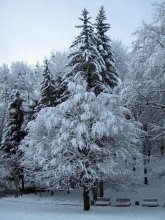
[116,198,131,207]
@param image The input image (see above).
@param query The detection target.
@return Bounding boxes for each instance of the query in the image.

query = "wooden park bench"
[116,198,131,207]
[91,197,111,206]
[142,199,158,207]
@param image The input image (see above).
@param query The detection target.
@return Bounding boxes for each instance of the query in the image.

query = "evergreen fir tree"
[53,76,68,106]
[95,6,118,88]
[0,89,25,192]
[36,59,56,111]
[1,89,25,154]
[67,8,106,95]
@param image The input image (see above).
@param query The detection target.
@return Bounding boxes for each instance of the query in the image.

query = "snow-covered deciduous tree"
[111,40,129,82]
[0,64,10,105]
[95,6,118,88]
[125,2,165,143]
[10,61,38,104]
[0,104,4,142]
[120,2,165,183]
[21,80,142,210]
[0,64,11,134]
[49,51,70,79]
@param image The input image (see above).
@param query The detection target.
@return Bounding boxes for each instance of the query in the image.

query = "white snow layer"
[1,185,165,220]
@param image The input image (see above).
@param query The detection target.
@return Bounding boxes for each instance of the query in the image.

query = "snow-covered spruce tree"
[36,59,57,112]
[0,89,25,191]
[95,6,118,88]
[95,7,120,195]
[21,81,142,211]
[67,8,106,95]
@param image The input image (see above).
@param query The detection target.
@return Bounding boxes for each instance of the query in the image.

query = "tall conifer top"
[68,8,106,95]
[37,59,56,110]
[95,6,118,88]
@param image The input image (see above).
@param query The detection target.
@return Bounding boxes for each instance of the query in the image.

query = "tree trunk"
[66,186,70,194]
[83,187,90,211]
[21,175,24,192]
[14,179,19,198]
[160,140,164,155]
[144,167,148,185]
[92,184,98,201]
[99,181,104,197]
[133,157,136,171]
[143,124,149,185]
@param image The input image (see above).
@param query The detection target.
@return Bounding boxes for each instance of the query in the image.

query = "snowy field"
[1,185,165,220]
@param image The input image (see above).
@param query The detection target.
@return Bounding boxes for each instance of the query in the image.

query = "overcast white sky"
[0,0,164,65]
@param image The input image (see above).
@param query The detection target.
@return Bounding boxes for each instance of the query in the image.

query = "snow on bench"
[91,197,111,206]
[142,199,158,207]
[116,198,131,207]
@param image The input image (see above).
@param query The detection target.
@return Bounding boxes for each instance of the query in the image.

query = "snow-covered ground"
[0,199,165,220]
[1,184,165,220]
